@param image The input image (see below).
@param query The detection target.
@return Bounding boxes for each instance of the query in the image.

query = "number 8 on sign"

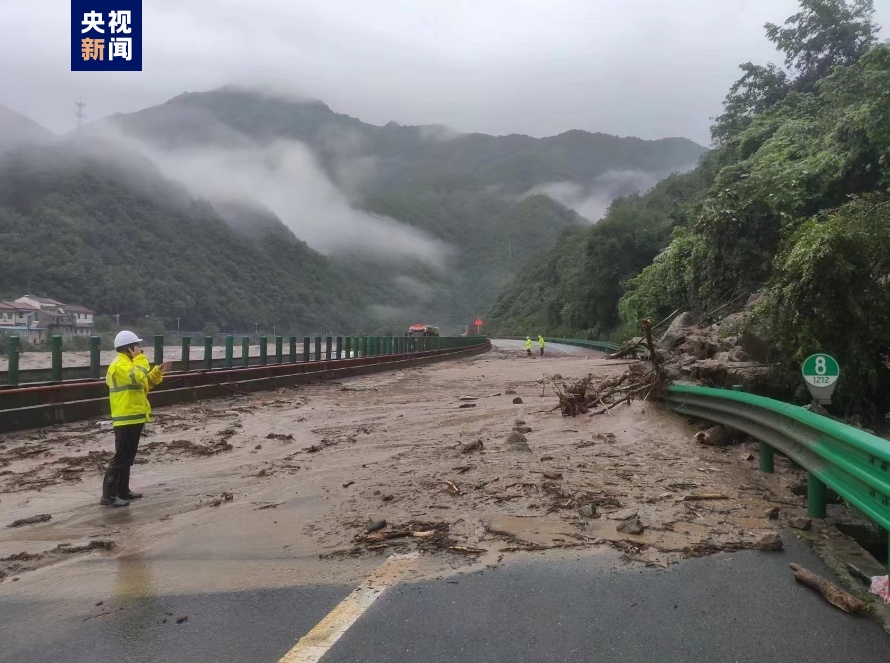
[801,354,839,387]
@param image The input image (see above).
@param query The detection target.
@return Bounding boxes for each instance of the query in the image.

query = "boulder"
[658,312,698,349]
[738,332,769,362]
[718,311,747,335]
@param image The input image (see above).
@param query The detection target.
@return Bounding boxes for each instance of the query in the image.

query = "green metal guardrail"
[663,384,890,570]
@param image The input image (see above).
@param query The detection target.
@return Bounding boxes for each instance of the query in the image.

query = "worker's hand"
[159,361,173,372]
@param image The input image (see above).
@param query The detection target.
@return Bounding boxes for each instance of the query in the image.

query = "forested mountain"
[0,140,366,333]
[0,84,702,330]
[488,0,890,414]
[0,105,53,154]
[105,89,706,198]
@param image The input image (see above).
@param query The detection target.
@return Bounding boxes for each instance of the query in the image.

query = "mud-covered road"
[3,343,886,661]
[2,342,819,581]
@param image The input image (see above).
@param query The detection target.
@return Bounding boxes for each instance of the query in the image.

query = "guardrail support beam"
[759,443,774,473]
[204,336,213,371]
[225,335,234,369]
[181,336,191,372]
[807,474,827,519]
[51,336,63,383]
[241,336,250,367]
[8,336,20,386]
[89,335,100,380]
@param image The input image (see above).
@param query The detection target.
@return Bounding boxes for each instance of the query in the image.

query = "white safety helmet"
[114,330,143,348]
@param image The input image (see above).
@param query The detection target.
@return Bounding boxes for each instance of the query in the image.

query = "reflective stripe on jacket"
[106,352,164,426]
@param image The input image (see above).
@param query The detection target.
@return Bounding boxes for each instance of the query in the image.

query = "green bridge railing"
[1,334,488,387]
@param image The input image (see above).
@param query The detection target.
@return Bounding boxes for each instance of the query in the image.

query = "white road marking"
[277,552,419,663]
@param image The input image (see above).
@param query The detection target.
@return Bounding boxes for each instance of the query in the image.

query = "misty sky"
[2,1,888,145]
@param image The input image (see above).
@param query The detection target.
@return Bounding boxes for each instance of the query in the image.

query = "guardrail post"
[335,336,343,359]
[241,336,250,367]
[51,335,62,383]
[8,336,19,386]
[759,444,775,474]
[275,336,283,364]
[325,337,332,361]
[314,336,321,361]
[154,334,164,365]
[343,336,351,359]
[89,335,100,380]
[204,336,213,371]
[807,474,827,519]
[225,335,234,369]
[361,336,368,358]
[259,336,268,365]
[289,337,297,363]
[181,336,191,372]
[303,337,310,362]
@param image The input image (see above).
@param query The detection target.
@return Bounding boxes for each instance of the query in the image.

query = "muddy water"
[0,348,813,605]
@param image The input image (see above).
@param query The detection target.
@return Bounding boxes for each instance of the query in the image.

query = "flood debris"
[265,433,294,442]
[756,532,783,551]
[458,403,477,409]
[694,425,735,446]
[512,397,524,404]
[617,516,645,535]
[7,514,52,528]
[460,439,483,454]
[789,563,868,614]
[505,431,531,453]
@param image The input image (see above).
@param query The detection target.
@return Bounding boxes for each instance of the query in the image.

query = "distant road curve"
[489,338,607,356]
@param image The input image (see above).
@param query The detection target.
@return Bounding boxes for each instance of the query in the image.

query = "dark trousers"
[101,423,143,499]
[540,348,544,356]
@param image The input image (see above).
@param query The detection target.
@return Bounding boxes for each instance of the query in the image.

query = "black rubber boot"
[100,472,129,507]
[118,467,142,500]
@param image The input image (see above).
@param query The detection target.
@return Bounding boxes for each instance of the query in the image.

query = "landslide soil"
[0,347,814,588]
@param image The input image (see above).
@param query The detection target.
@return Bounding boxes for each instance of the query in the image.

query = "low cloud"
[95,125,453,269]
[528,166,695,222]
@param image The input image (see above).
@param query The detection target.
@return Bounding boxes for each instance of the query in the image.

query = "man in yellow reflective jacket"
[538,335,545,357]
[525,336,532,357]
[101,330,172,507]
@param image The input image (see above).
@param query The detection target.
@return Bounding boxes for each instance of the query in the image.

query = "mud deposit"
[0,347,814,589]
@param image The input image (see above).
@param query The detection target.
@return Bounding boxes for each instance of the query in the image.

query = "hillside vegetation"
[488,0,890,416]
[0,141,365,333]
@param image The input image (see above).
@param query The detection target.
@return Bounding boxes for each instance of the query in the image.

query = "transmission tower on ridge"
[75,99,86,131]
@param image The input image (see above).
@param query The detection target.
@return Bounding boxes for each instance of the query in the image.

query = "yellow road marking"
[277,552,418,663]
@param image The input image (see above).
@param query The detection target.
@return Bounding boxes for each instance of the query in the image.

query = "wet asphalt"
[2,532,888,663]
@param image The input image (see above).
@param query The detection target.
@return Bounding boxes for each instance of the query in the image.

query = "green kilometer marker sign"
[801,353,839,404]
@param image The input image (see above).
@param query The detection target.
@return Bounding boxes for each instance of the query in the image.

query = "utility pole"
[176,317,180,331]
[273,325,277,335]
[114,313,120,326]
[75,99,86,131]
[254,322,259,334]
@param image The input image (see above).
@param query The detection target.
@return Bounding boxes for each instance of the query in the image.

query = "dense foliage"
[489,0,890,415]
[0,142,367,334]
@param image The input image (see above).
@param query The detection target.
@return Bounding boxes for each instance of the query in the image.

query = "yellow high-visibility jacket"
[538,336,545,349]
[525,338,532,350]
[106,352,164,427]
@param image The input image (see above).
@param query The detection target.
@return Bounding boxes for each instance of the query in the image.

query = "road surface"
[1,345,888,662]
